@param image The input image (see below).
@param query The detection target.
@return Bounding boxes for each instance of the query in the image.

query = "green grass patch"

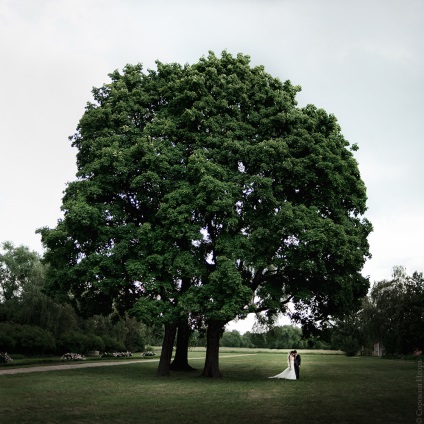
[0,351,418,423]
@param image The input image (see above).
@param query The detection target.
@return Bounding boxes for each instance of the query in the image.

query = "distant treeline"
[1,242,423,357]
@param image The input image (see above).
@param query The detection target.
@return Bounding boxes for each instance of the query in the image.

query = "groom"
[293,350,301,379]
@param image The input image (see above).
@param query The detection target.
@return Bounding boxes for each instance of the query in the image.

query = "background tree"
[361,266,424,355]
[220,330,245,348]
[0,241,45,301]
[0,241,147,355]
[330,266,424,356]
[39,51,372,378]
[220,326,331,349]
[244,331,267,349]
[0,242,80,354]
[265,325,304,350]
[331,313,364,356]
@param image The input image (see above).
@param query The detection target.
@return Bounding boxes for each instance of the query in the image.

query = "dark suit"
[294,354,301,379]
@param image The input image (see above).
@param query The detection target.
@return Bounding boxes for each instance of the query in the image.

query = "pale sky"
[1,0,423,333]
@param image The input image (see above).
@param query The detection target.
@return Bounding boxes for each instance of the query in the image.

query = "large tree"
[39,51,372,377]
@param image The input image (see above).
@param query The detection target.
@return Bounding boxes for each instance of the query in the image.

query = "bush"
[339,335,361,356]
[84,334,105,352]
[0,323,55,355]
[57,332,84,353]
[16,325,56,355]
[123,317,146,352]
[101,336,126,352]
[0,323,16,352]
[58,332,105,354]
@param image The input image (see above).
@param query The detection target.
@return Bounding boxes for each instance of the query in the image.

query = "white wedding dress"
[269,355,297,380]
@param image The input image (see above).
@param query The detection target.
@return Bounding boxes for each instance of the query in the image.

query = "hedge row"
[0,323,125,355]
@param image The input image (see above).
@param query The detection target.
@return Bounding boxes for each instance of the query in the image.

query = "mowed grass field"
[0,349,419,424]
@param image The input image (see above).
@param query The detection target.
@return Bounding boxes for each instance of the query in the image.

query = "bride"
[269,351,297,380]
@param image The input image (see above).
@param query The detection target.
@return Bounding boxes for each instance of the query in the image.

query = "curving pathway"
[0,354,257,375]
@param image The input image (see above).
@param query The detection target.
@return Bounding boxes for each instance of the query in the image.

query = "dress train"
[269,354,297,380]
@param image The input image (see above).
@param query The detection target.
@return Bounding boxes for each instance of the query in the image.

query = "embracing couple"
[269,350,301,380]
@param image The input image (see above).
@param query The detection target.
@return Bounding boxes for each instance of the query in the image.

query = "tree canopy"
[0,241,45,301]
[362,266,424,355]
[38,51,372,377]
[331,266,424,356]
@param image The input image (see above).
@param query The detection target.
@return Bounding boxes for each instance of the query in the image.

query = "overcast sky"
[1,0,423,333]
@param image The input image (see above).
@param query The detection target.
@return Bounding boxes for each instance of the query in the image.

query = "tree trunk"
[170,317,196,371]
[201,319,226,378]
[157,322,177,376]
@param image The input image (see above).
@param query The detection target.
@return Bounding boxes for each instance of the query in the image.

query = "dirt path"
[0,354,257,375]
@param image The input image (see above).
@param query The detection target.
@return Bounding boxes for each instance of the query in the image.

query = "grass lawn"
[0,350,419,424]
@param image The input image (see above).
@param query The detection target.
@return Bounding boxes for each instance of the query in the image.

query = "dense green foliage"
[38,51,371,375]
[332,266,424,355]
[0,242,147,355]
[0,322,56,355]
[362,266,424,354]
[219,325,329,349]
[0,241,45,301]
[0,310,147,355]
[0,313,146,356]
[330,314,364,356]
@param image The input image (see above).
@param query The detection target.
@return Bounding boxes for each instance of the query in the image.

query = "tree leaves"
[39,51,372,335]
